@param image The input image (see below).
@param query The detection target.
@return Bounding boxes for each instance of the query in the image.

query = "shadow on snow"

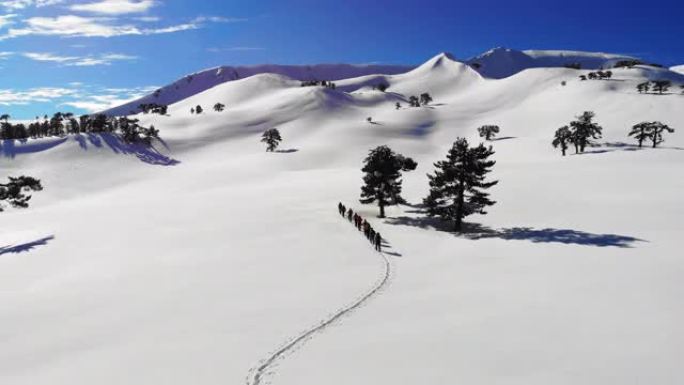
[0,235,55,256]
[1,134,179,166]
[384,214,644,248]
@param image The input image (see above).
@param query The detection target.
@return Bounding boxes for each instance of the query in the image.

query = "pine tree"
[409,96,420,107]
[360,146,417,218]
[420,93,433,105]
[0,176,43,212]
[636,82,650,94]
[424,138,498,232]
[395,102,401,110]
[478,125,500,141]
[195,105,204,114]
[552,126,572,156]
[261,128,282,152]
[649,121,675,148]
[569,111,603,153]
[652,80,671,94]
[213,103,226,112]
[629,122,653,148]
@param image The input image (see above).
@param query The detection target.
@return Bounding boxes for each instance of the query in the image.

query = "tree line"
[552,111,675,155]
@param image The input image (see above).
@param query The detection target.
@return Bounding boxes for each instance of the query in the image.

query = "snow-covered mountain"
[671,64,684,75]
[102,63,414,116]
[467,47,638,79]
[3,51,684,385]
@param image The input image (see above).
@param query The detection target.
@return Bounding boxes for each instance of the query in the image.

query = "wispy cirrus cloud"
[69,0,157,15]
[207,46,264,53]
[22,51,137,66]
[0,13,17,28]
[0,83,158,113]
[0,87,75,106]
[0,0,62,10]
[0,15,202,39]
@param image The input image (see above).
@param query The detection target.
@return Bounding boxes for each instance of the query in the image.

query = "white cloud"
[62,85,157,112]
[22,51,137,66]
[0,0,62,10]
[192,16,247,24]
[0,15,201,39]
[0,13,17,28]
[0,87,75,105]
[70,0,157,15]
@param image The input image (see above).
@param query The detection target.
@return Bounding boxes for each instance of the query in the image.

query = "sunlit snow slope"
[2,51,684,385]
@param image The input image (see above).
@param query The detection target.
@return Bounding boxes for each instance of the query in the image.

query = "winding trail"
[246,250,392,385]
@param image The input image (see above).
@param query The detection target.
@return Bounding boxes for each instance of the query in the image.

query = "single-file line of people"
[338,202,382,252]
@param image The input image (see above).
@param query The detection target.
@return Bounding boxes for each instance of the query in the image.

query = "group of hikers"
[338,202,383,252]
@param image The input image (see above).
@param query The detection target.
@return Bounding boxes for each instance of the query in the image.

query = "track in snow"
[246,250,392,385]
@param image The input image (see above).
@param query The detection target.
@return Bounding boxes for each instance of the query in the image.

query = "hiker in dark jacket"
[338,202,345,216]
[347,208,353,222]
[369,228,376,243]
[374,233,382,252]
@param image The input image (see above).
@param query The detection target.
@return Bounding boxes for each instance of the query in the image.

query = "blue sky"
[1,0,683,118]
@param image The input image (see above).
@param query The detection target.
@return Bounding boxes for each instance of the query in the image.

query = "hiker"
[374,233,382,252]
[369,228,376,243]
[338,202,345,216]
[363,220,370,238]
[347,208,353,222]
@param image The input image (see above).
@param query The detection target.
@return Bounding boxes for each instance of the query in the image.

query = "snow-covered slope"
[2,52,684,385]
[102,63,414,116]
[467,47,637,79]
[671,64,684,75]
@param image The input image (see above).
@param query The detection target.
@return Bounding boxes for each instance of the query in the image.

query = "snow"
[2,51,684,385]
[101,63,414,116]
[467,47,636,79]
[671,64,684,75]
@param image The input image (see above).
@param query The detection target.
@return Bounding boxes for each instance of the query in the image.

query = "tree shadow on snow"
[492,136,517,142]
[577,142,684,155]
[384,215,644,248]
[1,135,179,166]
[0,235,55,256]
[1,138,68,159]
[275,148,299,153]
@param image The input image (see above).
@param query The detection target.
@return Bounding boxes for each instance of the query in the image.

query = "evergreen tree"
[195,105,204,114]
[552,126,572,156]
[395,102,401,110]
[649,121,675,148]
[652,80,671,94]
[261,128,282,152]
[424,138,498,232]
[637,82,650,94]
[629,122,653,148]
[420,93,433,105]
[360,146,417,218]
[213,103,226,112]
[377,83,389,92]
[0,176,43,212]
[569,111,603,153]
[409,96,420,107]
[478,125,500,141]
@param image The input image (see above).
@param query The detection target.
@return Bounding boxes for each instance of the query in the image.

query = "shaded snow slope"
[671,65,684,75]
[2,51,684,385]
[467,47,637,79]
[101,63,414,116]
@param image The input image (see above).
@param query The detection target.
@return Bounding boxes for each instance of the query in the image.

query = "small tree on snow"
[420,93,433,105]
[195,105,204,114]
[0,176,43,212]
[552,126,572,156]
[637,82,650,94]
[478,125,500,141]
[214,103,226,112]
[395,102,401,110]
[652,80,671,94]
[261,128,282,152]
[629,122,653,148]
[424,138,498,232]
[409,96,420,107]
[569,111,603,153]
[360,146,417,218]
[648,121,675,148]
